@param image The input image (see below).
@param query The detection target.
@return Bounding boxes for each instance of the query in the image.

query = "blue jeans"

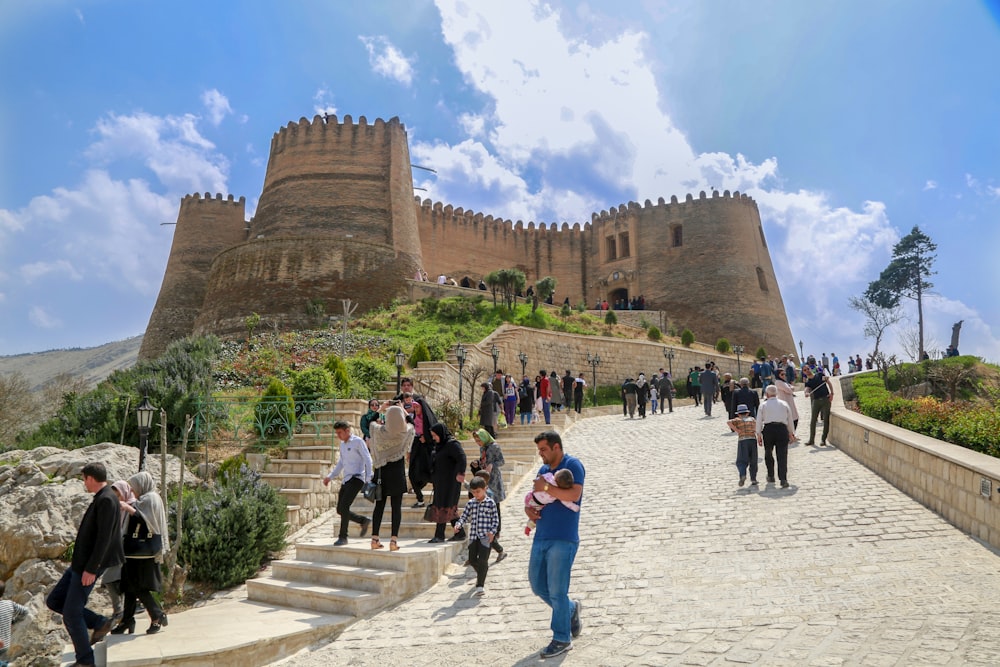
[528,539,579,643]
[542,399,551,424]
[46,567,106,665]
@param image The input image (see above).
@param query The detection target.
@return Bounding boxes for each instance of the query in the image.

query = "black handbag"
[362,471,383,502]
[123,513,162,559]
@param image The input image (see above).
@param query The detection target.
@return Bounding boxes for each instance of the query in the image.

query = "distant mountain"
[0,336,142,391]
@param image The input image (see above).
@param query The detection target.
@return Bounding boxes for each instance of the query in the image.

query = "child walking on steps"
[454,476,499,598]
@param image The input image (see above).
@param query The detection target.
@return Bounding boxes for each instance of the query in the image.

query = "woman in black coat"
[426,422,467,543]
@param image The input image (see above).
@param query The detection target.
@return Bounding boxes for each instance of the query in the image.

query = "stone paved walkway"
[275,398,1000,666]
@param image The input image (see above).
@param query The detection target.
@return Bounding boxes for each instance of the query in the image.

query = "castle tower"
[138,193,247,360]
[190,115,423,339]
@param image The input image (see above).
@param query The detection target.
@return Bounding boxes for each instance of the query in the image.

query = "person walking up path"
[277,396,1000,667]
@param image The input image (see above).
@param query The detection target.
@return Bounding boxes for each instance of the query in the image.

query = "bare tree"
[462,362,488,419]
[0,371,34,446]
[898,326,941,362]
[928,361,978,401]
[847,295,903,359]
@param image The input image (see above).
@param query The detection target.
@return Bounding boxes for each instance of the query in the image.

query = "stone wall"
[830,379,1000,551]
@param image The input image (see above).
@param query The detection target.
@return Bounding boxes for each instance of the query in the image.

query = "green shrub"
[418,297,439,317]
[216,454,248,481]
[755,346,767,360]
[435,296,481,322]
[410,340,431,366]
[514,308,548,329]
[681,329,695,347]
[716,338,731,354]
[647,326,662,342]
[346,355,394,399]
[604,310,618,325]
[560,304,572,317]
[290,367,333,402]
[323,355,351,395]
[179,464,286,588]
[436,399,465,434]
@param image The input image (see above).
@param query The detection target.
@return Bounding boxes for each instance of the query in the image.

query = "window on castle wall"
[619,232,630,258]
[756,267,768,292]
[672,226,682,247]
[606,236,617,261]
[758,226,767,248]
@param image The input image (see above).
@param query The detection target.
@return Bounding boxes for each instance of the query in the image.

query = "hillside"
[0,335,142,391]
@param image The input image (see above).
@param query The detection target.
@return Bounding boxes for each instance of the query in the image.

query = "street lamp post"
[663,347,675,377]
[798,339,804,364]
[395,349,405,394]
[518,351,528,377]
[734,344,744,377]
[491,344,500,374]
[456,345,467,402]
[135,395,156,472]
[586,352,601,407]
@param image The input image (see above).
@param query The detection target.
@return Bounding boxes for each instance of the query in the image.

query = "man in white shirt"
[755,385,797,488]
[323,421,373,545]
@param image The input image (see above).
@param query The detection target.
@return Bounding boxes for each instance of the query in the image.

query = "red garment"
[539,375,551,400]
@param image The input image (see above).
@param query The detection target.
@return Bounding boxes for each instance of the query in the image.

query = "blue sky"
[1,0,998,363]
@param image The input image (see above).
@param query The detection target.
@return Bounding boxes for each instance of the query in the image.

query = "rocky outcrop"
[0,443,198,665]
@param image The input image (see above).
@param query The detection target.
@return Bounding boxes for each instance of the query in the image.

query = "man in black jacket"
[46,462,124,667]
[731,377,760,418]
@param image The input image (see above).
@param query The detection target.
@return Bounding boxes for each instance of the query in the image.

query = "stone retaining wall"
[829,378,1000,550]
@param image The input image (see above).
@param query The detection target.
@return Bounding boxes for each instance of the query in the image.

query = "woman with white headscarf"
[101,480,135,627]
[112,471,169,635]
[368,404,414,551]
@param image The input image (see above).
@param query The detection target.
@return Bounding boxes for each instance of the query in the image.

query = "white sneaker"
[473,587,485,597]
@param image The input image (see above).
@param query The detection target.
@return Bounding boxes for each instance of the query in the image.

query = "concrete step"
[286,445,334,462]
[267,459,327,475]
[260,472,324,491]
[270,559,402,594]
[245,577,383,616]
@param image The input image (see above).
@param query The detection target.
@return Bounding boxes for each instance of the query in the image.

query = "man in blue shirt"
[323,421,373,546]
[526,430,585,659]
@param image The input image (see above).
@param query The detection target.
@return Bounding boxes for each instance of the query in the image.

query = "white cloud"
[923,180,937,190]
[458,113,486,138]
[313,86,338,118]
[85,111,228,194]
[29,306,62,329]
[201,89,233,126]
[359,35,415,86]
[20,259,83,283]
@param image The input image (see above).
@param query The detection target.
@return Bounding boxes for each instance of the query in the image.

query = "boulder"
[0,443,200,664]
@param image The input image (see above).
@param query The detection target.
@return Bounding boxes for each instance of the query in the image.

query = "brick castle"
[139,114,796,360]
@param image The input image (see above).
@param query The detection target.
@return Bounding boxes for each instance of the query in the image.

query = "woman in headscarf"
[101,480,135,628]
[471,429,507,562]
[368,404,414,551]
[359,398,381,443]
[774,367,800,430]
[112,471,169,635]
[426,422,466,543]
[405,395,436,508]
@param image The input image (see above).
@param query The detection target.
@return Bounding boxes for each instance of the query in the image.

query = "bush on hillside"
[179,464,286,589]
[647,326,662,342]
[410,340,431,366]
[681,329,695,347]
[604,310,618,325]
[755,346,767,360]
[254,377,294,444]
[346,355,394,399]
[323,355,351,395]
[290,367,334,404]
[716,338,731,354]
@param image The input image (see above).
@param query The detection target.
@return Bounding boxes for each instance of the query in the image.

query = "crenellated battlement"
[179,192,246,210]
[269,114,401,155]
[590,190,757,225]
[416,196,586,236]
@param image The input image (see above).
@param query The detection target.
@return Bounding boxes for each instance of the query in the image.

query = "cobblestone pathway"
[277,399,1000,666]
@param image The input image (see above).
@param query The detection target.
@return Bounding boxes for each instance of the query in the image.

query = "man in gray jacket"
[700,363,720,417]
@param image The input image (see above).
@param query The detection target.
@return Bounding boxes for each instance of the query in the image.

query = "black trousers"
[336,476,367,538]
[468,540,491,587]
[372,493,403,537]
[761,422,789,482]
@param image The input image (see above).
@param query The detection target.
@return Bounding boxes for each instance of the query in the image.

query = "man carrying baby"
[527,430,585,659]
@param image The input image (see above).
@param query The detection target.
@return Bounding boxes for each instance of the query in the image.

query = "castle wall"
[414,200,588,301]
[138,193,246,360]
[142,115,797,363]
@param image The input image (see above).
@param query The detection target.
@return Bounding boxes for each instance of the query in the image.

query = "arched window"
[756,267,768,292]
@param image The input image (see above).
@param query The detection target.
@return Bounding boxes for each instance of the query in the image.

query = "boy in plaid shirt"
[454,476,499,597]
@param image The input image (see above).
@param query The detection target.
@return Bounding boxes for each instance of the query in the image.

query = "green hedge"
[853,375,1000,457]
